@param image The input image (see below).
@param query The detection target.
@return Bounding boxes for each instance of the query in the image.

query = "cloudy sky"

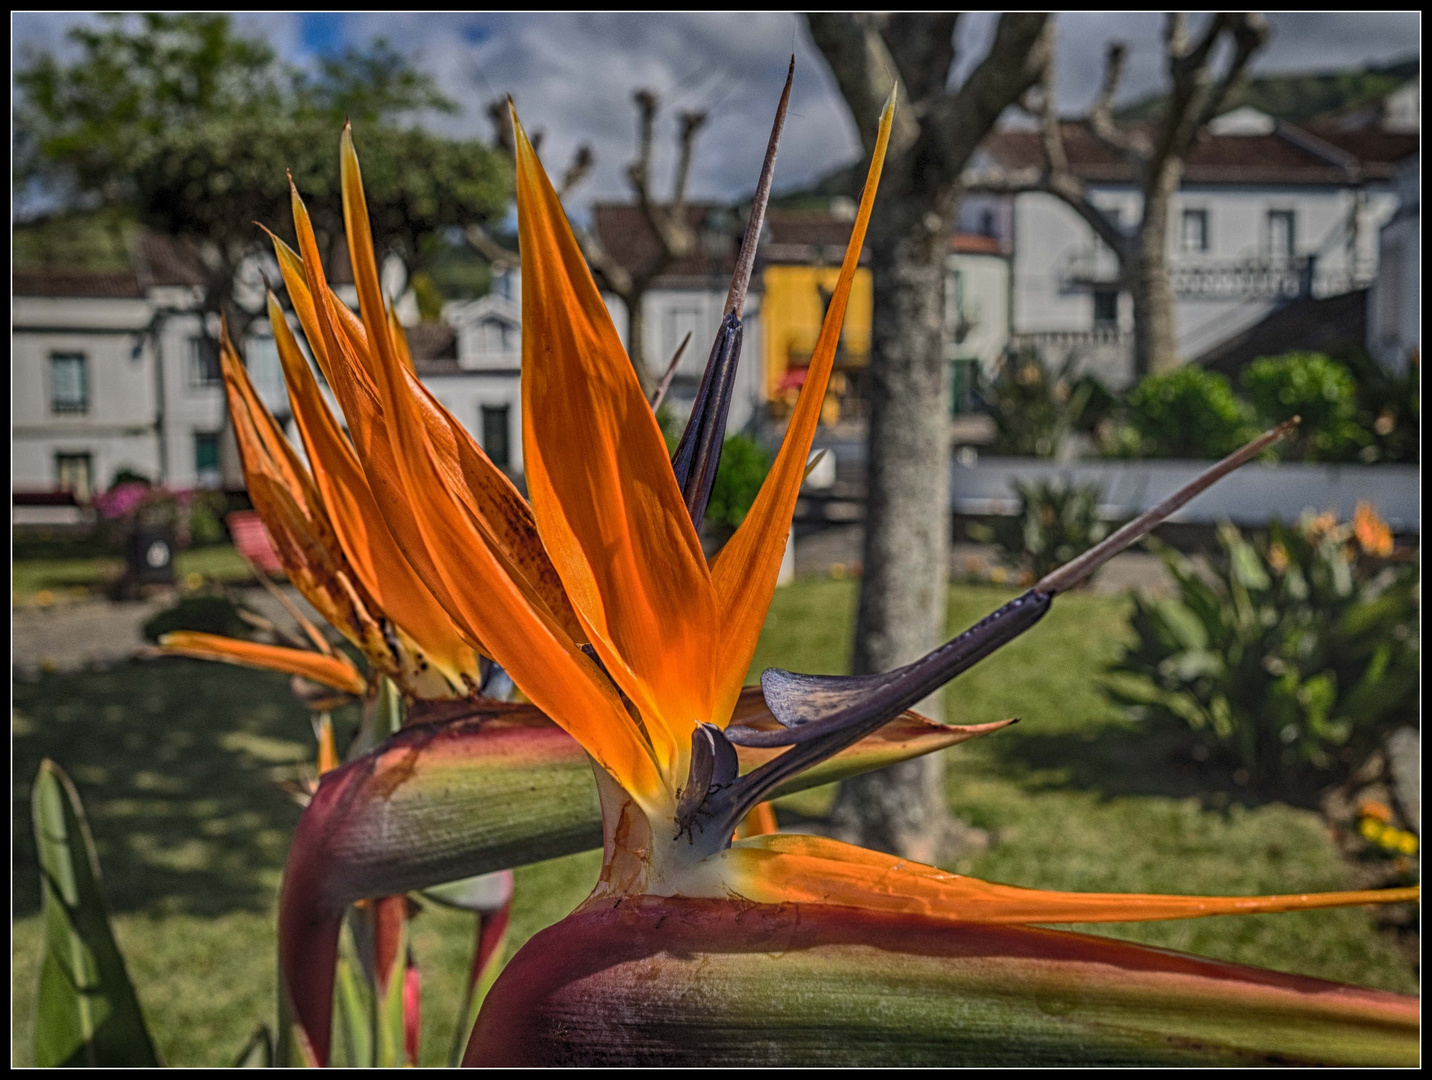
[12,12,1421,215]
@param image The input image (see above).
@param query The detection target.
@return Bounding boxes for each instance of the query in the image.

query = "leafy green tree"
[15,14,509,338]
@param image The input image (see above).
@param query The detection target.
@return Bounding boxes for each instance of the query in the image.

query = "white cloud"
[14,12,1421,215]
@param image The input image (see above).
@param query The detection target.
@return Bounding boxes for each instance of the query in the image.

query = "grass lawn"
[11,579,1416,1065]
[12,544,255,602]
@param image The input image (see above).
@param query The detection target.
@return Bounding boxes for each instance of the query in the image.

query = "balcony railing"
[1060,250,1376,301]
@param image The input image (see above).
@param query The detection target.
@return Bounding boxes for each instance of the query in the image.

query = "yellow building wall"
[761,264,872,399]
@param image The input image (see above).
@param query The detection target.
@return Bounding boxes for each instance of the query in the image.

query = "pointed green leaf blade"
[31,759,161,1067]
[232,1024,274,1067]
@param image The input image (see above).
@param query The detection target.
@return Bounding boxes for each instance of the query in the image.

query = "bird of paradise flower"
[204,67,1414,1066]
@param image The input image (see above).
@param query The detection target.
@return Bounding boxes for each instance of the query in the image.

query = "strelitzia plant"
[254,68,1418,1067]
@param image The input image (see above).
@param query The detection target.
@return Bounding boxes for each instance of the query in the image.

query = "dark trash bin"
[127,524,177,586]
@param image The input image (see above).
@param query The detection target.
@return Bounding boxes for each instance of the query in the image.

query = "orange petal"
[220,331,388,662]
[220,323,319,512]
[157,631,367,696]
[320,131,662,802]
[269,227,584,647]
[316,712,340,774]
[269,291,482,692]
[514,108,717,775]
[728,832,1420,923]
[734,801,779,840]
[708,91,895,723]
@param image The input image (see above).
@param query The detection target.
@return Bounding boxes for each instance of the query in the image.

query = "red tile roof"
[12,269,145,298]
[591,203,740,286]
[13,230,357,300]
[591,205,1006,282]
[980,121,1417,185]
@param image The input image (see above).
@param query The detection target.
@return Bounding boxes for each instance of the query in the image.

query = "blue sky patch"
[299,12,349,56]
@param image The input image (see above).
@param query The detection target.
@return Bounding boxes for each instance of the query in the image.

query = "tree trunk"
[826,217,985,866]
[1129,172,1180,377]
[623,291,652,394]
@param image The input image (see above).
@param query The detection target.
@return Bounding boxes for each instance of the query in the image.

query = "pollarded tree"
[965,13,1270,377]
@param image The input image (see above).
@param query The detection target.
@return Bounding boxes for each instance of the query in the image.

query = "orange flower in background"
[1353,500,1394,557]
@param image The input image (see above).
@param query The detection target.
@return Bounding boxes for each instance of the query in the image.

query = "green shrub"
[985,349,1111,458]
[984,479,1113,584]
[1339,348,1419,464]
[1108,509,1418,791]
[1241,352,1367,461]
[1113,367,1259,459]
[141,594,251,643]
[705,433,772,533]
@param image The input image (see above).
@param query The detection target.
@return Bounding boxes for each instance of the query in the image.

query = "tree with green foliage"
[1241,352,1366,462]
[15,14,510,340]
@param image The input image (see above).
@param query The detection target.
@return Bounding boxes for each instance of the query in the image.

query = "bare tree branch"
[1086,43,1146,164]
[1037,51,1068,179]
[464,224,518,267]
[624,89,665,253]
[1192,13,1271,137]
[928,13,1052,171]
[873,13,959,105]
[804,13,919,158]
[486,98,514,157]
[557,143,594,202]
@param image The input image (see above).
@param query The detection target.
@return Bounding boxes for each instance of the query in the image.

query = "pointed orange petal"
[514,108,716,774]
[728,833,1419,923]
[220,325,318,511]
[708,92,895,724]
[270,226,585,647]
[221,333,389,663]
[326,133,661,801]
[269,292,483,692]
[316,712,340,774]
[157,631,367,696]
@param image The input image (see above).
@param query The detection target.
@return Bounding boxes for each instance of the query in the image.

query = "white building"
[965,111,1418,387]
[1367,154,1419,373]
[11,233,524,501]
[592,203,765,437]
[11,235,291,500]
[419,268,525,475]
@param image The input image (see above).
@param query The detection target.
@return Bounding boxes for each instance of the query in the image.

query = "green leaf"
[31,759,161,1067]
[232,1024,274,1067]
[373,928,409,1068]
[332,952,374,1068]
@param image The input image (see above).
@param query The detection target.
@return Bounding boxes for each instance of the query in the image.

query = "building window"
[55,452,94,501]
[1266,210,1295,263]
[194,431,221,487]
[480,405,511,469]
[978,208,996,238]
[1092,289,1119,329]
[49,353,90,414]
[244,334,285,405]
[188,336,222,388]
[481,317,514,354]
[1180,209,1209,253]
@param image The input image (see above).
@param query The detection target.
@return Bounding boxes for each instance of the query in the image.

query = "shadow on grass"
[981,715,1326,813]
[13,658,321,919]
